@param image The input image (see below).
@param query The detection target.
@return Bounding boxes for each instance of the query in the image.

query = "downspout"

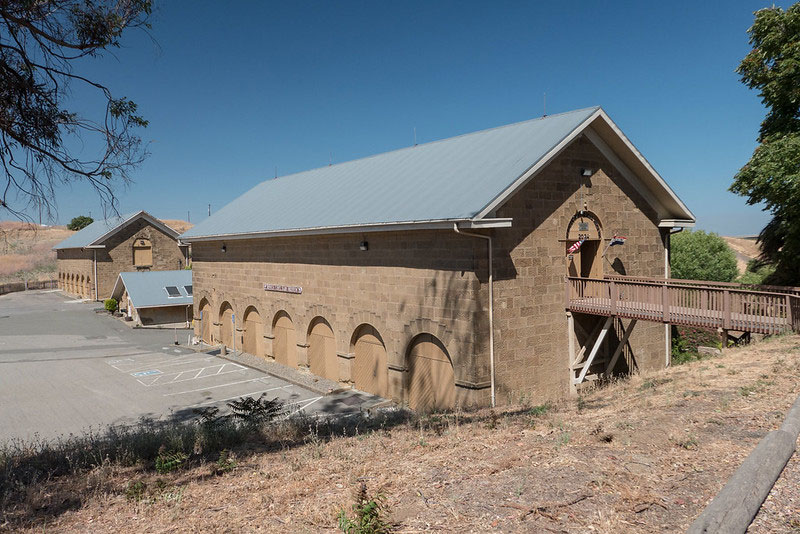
[453,224,495,408]
[93,250,98,301]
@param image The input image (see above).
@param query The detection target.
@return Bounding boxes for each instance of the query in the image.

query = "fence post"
[723,290,732,330]
[787,295,794,332]
[610,280,618,316]
[662,284,670,322]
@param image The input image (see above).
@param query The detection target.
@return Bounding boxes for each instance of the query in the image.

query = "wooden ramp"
[566,276,800,386]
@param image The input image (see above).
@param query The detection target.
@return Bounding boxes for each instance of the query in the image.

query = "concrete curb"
[203,346,348,397]
[687,393,800,534]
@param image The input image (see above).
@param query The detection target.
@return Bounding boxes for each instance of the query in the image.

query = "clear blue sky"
[43,1,789,236]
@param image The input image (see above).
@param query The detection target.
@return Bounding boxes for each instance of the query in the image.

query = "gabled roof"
[181,107,694,242]
[54,210,180,250]
[111,270,193,309]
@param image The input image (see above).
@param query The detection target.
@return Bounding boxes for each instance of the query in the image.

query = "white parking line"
[136,363,247,386]
[285,396,324,418]
[190,385,294,407]
[162,377,273,397]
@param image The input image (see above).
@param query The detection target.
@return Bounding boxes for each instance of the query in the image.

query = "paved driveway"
[0,290,380,443]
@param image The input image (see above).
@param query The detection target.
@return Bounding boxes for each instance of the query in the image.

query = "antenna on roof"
[543,92,547,117]
[413,127,417,147]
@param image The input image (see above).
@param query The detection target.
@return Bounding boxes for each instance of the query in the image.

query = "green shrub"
[671,230,738,282]
[154,449,187,474]
[104,298,117,311]
[338,481,392,534]
[738,259,776,285]
[66,215,93,231]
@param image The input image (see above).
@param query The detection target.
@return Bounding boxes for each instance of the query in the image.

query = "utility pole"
[208,204,211,217]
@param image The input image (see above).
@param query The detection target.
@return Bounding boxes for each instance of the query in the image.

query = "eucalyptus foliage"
[731,3,800,284]
[670,230,738,282]
[0,0,151,221]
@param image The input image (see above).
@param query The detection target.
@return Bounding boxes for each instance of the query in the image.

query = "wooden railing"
[566,276,798,335]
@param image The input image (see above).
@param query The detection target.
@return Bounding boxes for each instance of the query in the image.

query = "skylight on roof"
[184,285,193,296]
[165,286,181,298]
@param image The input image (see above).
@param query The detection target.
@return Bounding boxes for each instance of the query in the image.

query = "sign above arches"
[566,212,602,241]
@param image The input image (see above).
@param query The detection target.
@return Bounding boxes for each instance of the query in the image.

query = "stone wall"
[56,249,94,299]
[192,230,490,407]
[492,135,667,403]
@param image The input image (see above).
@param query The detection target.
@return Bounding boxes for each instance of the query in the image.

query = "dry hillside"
[0,219,192,284]
[723,236,761,274]
[5,335,800,533]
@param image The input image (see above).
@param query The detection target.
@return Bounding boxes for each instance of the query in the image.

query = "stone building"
[55,211,188,300]
[180,107,695,410]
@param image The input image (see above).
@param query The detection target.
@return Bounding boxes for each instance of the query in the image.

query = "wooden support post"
[574,316,613,385]
[786,295,793,331]
[661,285,670,323]
[567,312,576,397]
[605,319,637,377]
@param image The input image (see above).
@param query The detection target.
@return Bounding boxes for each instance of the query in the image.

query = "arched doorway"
[566,211,603,279]
[242,306,263,357]
[272,312,296,368]
[79,275,85,298]
[219,302,234,348]
[199,298,212,344]
[308,318,337,381]
[352,325,388,398]
[407,334,455,412]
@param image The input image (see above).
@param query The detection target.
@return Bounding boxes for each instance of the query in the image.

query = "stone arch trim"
[347,310,390,354]
[400,318,456,372]
[300,303,337,345]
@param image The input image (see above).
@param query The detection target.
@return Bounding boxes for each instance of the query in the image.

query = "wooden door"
[243,309,262,357]
[220,306,233,348]
[273,314,296,368]
[408,334,455,412]
[353,326,387,397]
[308,320,337,381]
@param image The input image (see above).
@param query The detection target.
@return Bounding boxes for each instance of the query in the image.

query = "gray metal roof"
[181,107,603,239]
[54,210,181,250]
[112,270,193,309]
[54,212,139,249]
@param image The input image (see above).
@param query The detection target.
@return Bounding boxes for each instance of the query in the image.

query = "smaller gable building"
[54,211,188,300]
[111,270,193,327]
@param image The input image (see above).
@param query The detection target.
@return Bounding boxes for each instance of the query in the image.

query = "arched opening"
[219,302,234,348]
[68,274,74,294]
[308,317,337,381]
[407,333,455,412]
[198,298,212,344]
[565,211,603,279]
[272,311,296,368]
[79,275,85,298]
[86,277,91,299]
[242,306,263,358]
[133,238,153,267]
[351,324,388,398]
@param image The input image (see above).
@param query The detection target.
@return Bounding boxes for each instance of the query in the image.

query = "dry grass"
[4,335,800,533]
[0,222,73,283]
[162,219,193,234]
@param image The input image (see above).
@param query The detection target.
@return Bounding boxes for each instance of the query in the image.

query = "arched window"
[133,238,153,267]
[406,333,455,412]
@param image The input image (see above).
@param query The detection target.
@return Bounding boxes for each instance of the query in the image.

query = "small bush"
[337,481,392,534]
[155,449,187,474]
[104,298,117,311]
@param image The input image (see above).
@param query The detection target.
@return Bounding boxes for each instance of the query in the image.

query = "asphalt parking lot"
[0,290,381,443]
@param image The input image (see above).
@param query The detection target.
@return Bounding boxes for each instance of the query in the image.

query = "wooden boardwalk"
[566,276,800,335]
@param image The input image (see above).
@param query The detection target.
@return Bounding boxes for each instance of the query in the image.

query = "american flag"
[567,239,585,254]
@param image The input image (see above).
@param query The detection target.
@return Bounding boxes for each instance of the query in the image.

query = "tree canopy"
[0,0,151,221]
[66,215,93,231]
[731,3,800,284]
[670,230,738,283]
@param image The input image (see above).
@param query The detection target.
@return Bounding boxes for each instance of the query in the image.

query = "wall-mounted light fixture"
[221,244,227,253]
[581,168,593,177]
[359,241,369,251]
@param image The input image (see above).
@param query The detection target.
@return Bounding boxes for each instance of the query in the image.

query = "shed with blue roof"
[111,270,193,327]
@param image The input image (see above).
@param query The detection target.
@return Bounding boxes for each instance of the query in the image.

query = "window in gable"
[133,238,153,267]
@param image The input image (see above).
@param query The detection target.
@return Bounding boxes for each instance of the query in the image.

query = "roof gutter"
[181,218,513,243]
[453,223,495,408]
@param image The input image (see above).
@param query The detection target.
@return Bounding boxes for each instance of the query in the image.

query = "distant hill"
[0,219,192,284]
[722,236,760,274]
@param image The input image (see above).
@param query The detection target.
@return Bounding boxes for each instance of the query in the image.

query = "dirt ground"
[5,334,800,533]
